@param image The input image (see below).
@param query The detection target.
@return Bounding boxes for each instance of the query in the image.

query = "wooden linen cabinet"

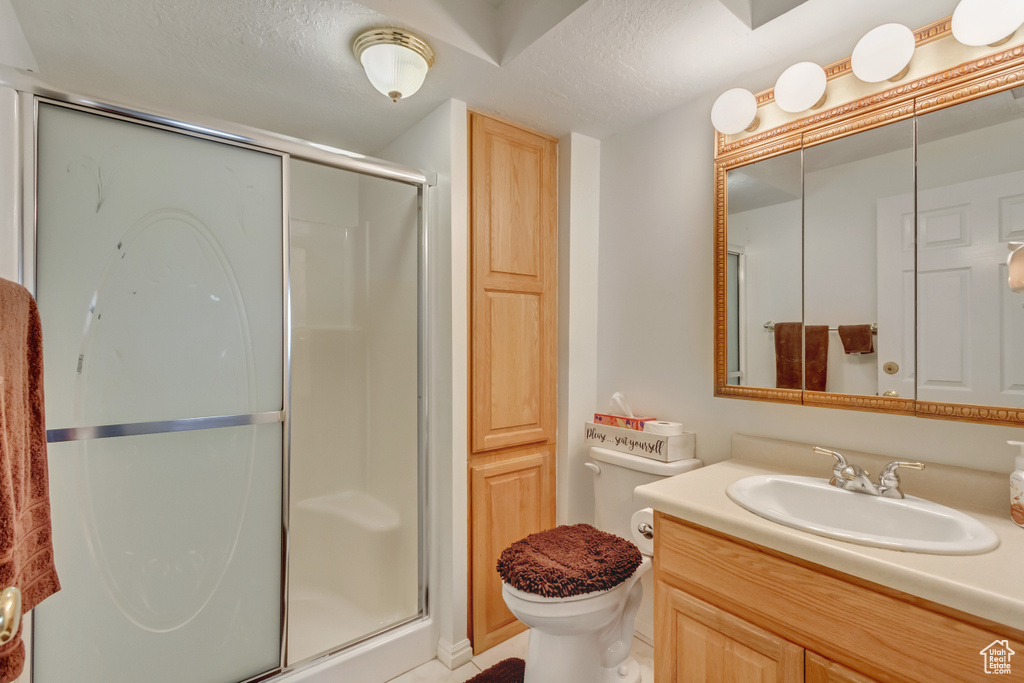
[466,110,558,653]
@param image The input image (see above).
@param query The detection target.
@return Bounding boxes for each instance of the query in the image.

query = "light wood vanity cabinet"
[467,110,558,653]
[655,514,1024,683]
[804,653,877,683]
[657,583,804,682]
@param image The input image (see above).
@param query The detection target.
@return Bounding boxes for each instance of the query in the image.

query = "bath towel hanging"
[837,324,875,355]
[804,325,829,392]
[0,278,60,683]
[773,322,803,390]
[773,322,829,391]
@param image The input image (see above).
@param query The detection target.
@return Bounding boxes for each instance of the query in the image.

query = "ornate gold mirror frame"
[713,16,1024,427]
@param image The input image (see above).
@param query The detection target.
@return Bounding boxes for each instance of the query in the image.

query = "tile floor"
[385,631,655,682]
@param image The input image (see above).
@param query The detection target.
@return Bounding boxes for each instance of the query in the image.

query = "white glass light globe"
[359,42,429,102]
[711,88,758,135]
[952,0,1024,46]
[852,24,916,83]
[774,62,827,113]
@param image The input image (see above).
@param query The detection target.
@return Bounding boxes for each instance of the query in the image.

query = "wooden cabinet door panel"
[469,111,556,453]
[470,446,556,653]
[656,582,803,683]
[472,114,553,287]
[480,291,544,447]
[806,652,879,683]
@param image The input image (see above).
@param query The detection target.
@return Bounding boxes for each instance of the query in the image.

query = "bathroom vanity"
[637,436,1024,683]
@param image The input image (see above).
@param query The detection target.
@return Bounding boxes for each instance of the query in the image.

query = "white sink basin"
[726,475,999,555]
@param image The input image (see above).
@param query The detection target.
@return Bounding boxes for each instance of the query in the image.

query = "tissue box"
[592,413,655,431]
[584,422,695,462]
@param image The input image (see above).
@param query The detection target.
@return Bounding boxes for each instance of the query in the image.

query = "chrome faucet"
[813,446,925,499]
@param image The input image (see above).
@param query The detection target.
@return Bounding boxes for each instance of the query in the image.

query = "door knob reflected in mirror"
[883,362,899,375]
[0,587,21,645]
[883,390,899,398]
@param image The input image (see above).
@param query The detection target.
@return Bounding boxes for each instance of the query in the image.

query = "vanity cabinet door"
[806,652,878,683]
[656,582,804,683]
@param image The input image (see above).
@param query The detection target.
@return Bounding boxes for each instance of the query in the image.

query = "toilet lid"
[496,523,643,599]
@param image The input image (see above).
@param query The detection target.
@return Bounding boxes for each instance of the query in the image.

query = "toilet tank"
[589,446,702,542]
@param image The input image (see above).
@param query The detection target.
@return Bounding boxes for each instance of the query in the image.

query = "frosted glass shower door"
[32,103,283,683]
[287,160,423,664]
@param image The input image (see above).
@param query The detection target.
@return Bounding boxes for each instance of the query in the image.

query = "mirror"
[804,120,915,398]
[726,150,802,391]
[714,31,1024,426]
[916,88,1024,412]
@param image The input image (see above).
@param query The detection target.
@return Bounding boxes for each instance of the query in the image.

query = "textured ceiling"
[10,0,959,156]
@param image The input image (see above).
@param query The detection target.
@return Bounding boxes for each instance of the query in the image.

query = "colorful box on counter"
[584,422,696,462]
[592,413,655,431]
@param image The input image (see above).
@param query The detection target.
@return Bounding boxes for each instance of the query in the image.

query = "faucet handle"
[813,446,848,468]
[880,460,925,476]
[814,446,855,484]
[878,461,925,498]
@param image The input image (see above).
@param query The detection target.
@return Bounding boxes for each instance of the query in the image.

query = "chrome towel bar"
[763,321,877,334]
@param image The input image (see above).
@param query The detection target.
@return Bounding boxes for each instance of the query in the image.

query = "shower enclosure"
[287,160,422,664]
[16,92,430,682]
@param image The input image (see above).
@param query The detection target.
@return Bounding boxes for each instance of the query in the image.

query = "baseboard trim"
[436,638,473,670]
[634,629,653,647]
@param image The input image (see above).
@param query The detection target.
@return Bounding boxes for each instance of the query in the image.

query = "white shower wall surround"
[286,160,421,666]
[13,93,433,683]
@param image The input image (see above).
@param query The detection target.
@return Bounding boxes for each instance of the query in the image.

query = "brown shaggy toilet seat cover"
[497,523,643,598]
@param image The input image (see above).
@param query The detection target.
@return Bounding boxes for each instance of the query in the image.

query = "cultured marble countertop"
[633,435,1024,634]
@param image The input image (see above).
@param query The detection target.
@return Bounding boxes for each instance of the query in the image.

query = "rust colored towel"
[804,324,829,392]
[467,658,525,683]
[837,324,874,355]
[497,524,642,598]
[773,322,803,389]
[0,278,60,683]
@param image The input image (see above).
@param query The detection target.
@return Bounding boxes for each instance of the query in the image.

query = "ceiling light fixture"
[952,0,1024,47]
[774,62,827,114]
[852,24,916,83]
[711,88,759,135]
[353,28,435,102]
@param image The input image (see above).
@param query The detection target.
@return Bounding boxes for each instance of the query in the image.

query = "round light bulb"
[353,28,435,102]
[952,0,1024,47]
[852,24,916,83]
[359,43,429,101]
[774,62,827,113]
[711,88,759,135]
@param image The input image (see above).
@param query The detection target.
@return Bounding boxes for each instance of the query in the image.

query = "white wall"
[372,99,472,670]
[0,86,17,284]
[556,132,601,526]
[595,92,1023,512]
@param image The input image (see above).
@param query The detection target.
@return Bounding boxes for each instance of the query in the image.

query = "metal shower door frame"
[13,81,434,683]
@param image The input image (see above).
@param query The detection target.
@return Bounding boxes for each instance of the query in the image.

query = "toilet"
[588,446,703,644]
[499,446,702,683]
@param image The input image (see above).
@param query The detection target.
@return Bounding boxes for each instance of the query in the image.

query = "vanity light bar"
[713,2,1024,133]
